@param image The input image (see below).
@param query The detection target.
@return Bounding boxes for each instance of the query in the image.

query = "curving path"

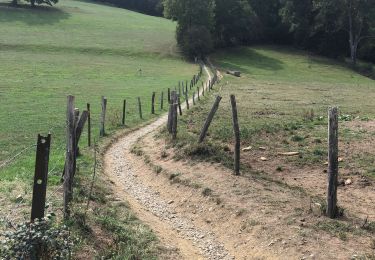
[104,66,234,259]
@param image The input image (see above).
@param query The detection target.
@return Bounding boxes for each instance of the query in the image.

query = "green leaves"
[0,216,74,260]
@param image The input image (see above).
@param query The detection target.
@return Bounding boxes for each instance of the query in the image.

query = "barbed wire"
[0,144,37,170]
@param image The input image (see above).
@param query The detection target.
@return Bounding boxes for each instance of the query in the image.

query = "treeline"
[163,0,375,65]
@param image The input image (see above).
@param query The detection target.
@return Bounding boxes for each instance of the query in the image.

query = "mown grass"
[0,0,198,180]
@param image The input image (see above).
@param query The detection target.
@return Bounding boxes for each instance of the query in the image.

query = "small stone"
[260,157,268,161]
[259,147,267,150]
[345,179,353,186]
[242,146,252,152]
[168,200,174,204]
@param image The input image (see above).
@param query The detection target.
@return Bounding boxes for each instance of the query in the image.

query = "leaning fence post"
[327,107,339,218]
[31,134,51,221]
[198,96,222,143]
[138,97,143,119]
[230,95,240,175]
[122,99,127,125]
[100,96,107,137]
[151,92,156,114]
[87,103,91,147]
[64,95,75,219]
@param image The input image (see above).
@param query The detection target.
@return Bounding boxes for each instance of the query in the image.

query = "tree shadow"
[213,47,284,74]
[0,3,70,25]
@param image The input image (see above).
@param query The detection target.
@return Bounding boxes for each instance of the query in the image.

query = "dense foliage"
[163,0,375,64]
[0,217,74,259]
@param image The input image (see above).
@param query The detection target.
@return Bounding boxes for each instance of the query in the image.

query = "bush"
[0,216,74,260]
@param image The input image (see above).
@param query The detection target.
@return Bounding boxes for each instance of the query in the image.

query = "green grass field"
[0,0,198,183]
[174,45,375,172]
[0,1,201,258]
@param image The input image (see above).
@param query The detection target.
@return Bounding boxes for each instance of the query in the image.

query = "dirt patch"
[130,133,375,259]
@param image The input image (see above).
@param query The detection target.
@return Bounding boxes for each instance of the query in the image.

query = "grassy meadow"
[174,45,375,174]
[0,0,198,183]
[0,1,199,257]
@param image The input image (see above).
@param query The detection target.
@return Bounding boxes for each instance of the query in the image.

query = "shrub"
[0,216,74,260]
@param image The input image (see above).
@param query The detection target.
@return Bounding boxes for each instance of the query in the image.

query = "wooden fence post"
[100,96,107,137]
[168,88,171,104]
[230,95,240,175]
[73,108,79,180]
[138,97,143,119]
[151,92,156,114]
[198,96,222,143]
[178,95,182,116]
[87,103,91,147]
[185,92,189,110]
[31,134,51,221]
[167,91,176,133]
[327,107,339,218]
[161,91,164,110]
[193,92,196,105]
[197,87,200,101]
[172,93,178,140]
[122,99,127,125]
[64,95,75,219]
[202,83,205,96]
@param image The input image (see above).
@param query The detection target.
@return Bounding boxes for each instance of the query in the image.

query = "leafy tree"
[313,0,375,65]
[214,0,261,46]
[163,0,215,58]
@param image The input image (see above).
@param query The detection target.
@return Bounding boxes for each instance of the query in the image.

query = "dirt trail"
[104,66,235,259]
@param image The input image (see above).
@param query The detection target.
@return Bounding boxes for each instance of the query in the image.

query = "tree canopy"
[163,0,375,64]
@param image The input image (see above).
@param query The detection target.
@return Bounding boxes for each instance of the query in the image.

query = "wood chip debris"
[242,146,252,152]
[278,152,300,156]
[259,147,267,150]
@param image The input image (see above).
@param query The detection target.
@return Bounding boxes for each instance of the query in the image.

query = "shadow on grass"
[0,3,70,25]
[213,47,284,73]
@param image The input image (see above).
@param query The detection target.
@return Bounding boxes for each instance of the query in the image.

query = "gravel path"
[105,66,234,259]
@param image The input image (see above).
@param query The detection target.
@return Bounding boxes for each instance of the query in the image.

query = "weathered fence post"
[208,80,211,91]
[161,91,164,110]
[138,97,143,119]
[75,111,88,156]
[122,99,127,125]
[178,95,182,116]
[151,92,156,114]
[100,96,107,137]
[327,107,339,218]
[193,92,196,105]
[87,103,91,147]
[64,95,75,219]
[198,96,222,143]
[172,93,178,140]
[168,88,171,104]
[202,83,205,96]
[197,87,200,101]
[179,85,181,96]
[167,91,176,133]
[230,95,240,175]
[31,134,51,221]
[185,92,189,110]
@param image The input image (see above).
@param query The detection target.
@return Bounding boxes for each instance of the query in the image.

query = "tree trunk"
[31,0,35,7]
[11,0,18,5]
